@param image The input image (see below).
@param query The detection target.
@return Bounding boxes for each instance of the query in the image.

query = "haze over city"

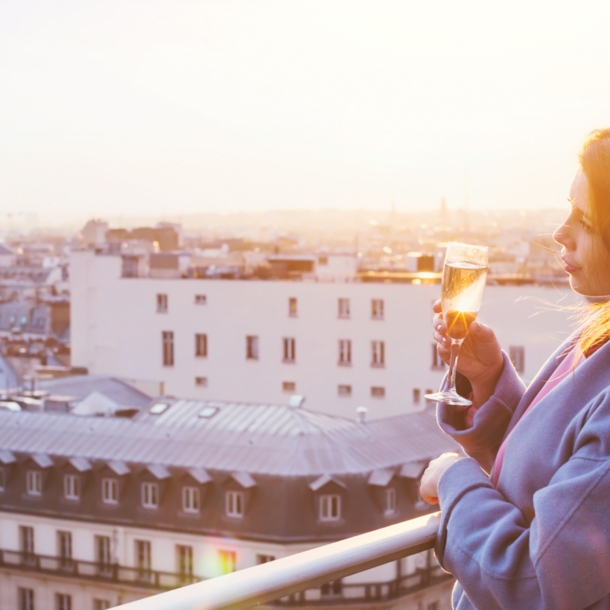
[1,0,610,225]
[3,4,610,609]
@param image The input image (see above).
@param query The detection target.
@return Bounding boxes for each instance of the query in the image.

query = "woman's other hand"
[433,299,504,406]
[420,452,463,505]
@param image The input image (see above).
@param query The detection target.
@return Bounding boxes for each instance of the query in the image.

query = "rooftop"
[0,399,457,476]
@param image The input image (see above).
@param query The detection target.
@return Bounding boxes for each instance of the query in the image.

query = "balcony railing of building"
[112,512,444,610]
[0,549,200,590]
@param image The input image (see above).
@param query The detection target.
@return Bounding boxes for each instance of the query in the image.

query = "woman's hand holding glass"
[432,299,505,409]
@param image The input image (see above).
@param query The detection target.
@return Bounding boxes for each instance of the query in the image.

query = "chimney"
[288,395,305,409]
[356,406,368,423]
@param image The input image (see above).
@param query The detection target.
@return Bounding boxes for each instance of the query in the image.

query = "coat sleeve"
[435,389,610,610]
[437,351,526,473]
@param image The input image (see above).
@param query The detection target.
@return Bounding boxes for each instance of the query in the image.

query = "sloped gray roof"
[0,399,458,477]
[38,375,151,409]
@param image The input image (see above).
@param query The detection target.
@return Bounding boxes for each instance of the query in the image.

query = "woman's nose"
[553,216,573,249]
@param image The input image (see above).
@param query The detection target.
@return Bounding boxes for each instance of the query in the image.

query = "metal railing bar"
[113,512,441,610]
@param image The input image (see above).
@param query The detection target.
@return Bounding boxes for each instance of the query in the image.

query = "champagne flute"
[425,242,488,407]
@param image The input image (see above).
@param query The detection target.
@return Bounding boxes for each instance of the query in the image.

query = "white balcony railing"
[114,512,442,610]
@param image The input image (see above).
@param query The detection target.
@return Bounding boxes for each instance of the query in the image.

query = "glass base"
[424,390,472,407]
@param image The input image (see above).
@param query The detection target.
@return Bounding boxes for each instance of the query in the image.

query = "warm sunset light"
[2,4,610,610]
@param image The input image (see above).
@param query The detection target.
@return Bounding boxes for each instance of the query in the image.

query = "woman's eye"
[579,219,593,233]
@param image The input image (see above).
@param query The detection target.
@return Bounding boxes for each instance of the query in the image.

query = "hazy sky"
[1,1,610,223]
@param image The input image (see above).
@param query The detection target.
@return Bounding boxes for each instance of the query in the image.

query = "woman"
[420,129,610,610]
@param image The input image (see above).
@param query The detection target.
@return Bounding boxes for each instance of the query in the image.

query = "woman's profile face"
[553,169,610,297]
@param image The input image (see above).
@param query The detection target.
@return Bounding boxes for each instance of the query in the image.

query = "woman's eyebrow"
[568,198,591,220]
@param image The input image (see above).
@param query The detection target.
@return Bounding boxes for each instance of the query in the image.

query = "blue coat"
[436,336,610,610]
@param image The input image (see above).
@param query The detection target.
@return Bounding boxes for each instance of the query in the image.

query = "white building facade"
[70,250,575,420]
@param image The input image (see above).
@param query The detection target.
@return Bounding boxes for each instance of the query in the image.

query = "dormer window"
[182,487,200,513]
[226,491,244,518]
[319,494,341,521]
[26,471,42,496]
[64,475,80,500]
[384,488,397,516]
[142,482,159,509]
[102,478,119,505]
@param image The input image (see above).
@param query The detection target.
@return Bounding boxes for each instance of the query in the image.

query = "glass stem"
[447,338,464,396]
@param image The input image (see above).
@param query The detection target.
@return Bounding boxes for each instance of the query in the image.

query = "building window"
[157,293,168,313]
[371,386,385,398]
[319,494,341,521]
[26,471,42,496]
[142,482,159,509]
[246,336,259,360]
[55,593,72,610]
[176,545,194,578]
[18,588,35,610]
[182,487,200,513]
[371,341,385,367]
[226,490,244,518]
[288,297,297,317]
[338,298,350,319]
[371,299,384,320]
[95,535,112,574]
[338,339,352,366]
[195,376,208,387]
[218,550,236,574]
[57,531,72,568]
[135,540,152,579]
[337,384,352,397]
[63,475,80,500]
[94,600,111,610]
[282,381,296,393]
[195,333,208,357]
[162,331,174,367]
[194,294,207,305]
[19,525,35,562]
[282,337,296,363]
[431,343,445,370]
[509,346,525,373]
[318,256,328,266]
[257,554,275,564]
[0,467,5,491]
[384,488,397,516]
[102,478,118,504]
[413,388,421,405]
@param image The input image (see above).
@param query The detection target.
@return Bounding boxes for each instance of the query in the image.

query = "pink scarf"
[491,346,586,487]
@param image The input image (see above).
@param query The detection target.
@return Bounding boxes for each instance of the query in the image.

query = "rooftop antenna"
[464,169,470,233]
[440,197,447,219]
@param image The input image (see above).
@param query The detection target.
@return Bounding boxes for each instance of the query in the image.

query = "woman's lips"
[562,257,579,273]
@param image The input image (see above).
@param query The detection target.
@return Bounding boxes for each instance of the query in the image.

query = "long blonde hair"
[578,129,610,356]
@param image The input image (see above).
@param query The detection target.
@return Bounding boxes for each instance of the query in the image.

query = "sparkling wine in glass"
[425,242,488,407]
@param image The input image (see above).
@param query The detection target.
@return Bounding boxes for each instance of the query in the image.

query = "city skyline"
[1,1,610,224]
